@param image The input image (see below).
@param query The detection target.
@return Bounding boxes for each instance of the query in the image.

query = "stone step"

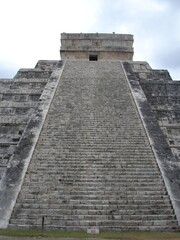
[37,139,152,144]
[8,223,180,231]
[16,198,172,206]
[34,151,155,155]
[51,195,169,201]
[21,180,165,186]
[28,172,162,177]
[45,178,164,183]
[27,165,160,170]
[32,162,158,167]
[14,205,175,215]
[0,116,29,124]
[9,218,178,228]
[31,154,156,158]
[22,185,166,192]
[33,158,157,162]
[14,78,48,83]
[0,102,38,108]
[33,151,155,155]
[33,168,159,172]
[69,205,173,212]
[30,167,159,172]
[37,138,151,142]
[25,167,162,172]
[15,202,174,211]
[22,179,164,187]
[24,176,164,182]
[30,165,158,170]
[10,213,176,222]
[21,183,166,190]
[35,150,155,155]
[0,89,42,95]
[29,169,160,173]
[34,167,161,172]
[17,192,169,202]
[14,68,52,79]
[9,223,179,232]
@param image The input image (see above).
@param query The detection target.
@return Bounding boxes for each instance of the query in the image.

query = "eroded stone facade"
[60,33,134,60]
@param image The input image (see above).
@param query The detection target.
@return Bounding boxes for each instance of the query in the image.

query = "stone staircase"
[9,60,178,231]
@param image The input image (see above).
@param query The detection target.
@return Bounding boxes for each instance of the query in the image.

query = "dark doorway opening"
[89,55,98,61]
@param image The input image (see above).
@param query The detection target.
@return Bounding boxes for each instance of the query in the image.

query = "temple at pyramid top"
[60,32,134,60]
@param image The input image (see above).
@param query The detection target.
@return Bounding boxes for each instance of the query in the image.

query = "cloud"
[0,0,180,80]
[0,0,101,72]
[94,0,180,80]
[0,61,18,78]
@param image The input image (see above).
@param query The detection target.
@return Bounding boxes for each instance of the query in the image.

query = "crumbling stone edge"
[122,61,180,225]
[0,61,65,228]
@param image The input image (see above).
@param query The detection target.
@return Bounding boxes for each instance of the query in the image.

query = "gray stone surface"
[0,60,63,228]
[123,61,180,225]
[8,60,178,231]
[0,61,57,182]
[60,33,133,60]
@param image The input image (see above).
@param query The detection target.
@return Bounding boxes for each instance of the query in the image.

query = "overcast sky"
[0,0,180,80]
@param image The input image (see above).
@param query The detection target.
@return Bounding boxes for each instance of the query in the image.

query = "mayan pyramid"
[0,33,180,231]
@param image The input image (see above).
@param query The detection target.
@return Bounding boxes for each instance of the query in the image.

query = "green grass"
[0,229,180,239]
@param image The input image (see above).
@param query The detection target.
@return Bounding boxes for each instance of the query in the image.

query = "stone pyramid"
[0,33,180,231]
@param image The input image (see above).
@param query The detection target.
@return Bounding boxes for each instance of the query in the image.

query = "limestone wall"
[60,33,134,60]
[123,61,180,224]
[0,60,63,228]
